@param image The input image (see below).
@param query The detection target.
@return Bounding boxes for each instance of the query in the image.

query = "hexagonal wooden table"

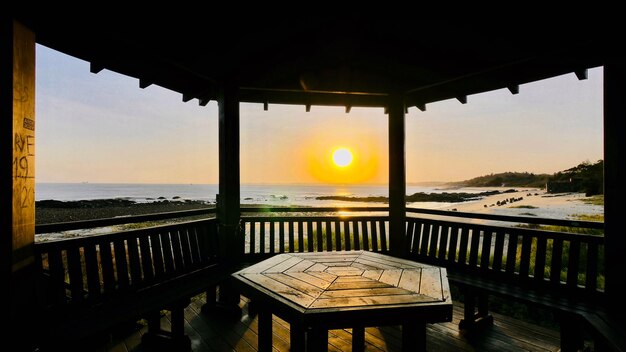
[232,251,452,352]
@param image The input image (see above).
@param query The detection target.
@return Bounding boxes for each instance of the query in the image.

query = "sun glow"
[332,148,353,167]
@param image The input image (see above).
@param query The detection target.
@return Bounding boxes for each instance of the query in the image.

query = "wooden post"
[388,94,406,257]
[1,19,37,349]
[604,57,626,312]
[213,83,242,313]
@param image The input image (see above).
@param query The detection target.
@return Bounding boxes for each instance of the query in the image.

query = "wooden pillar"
[603,57,626,312]
[215,83,242,310]
[1,19,37,349]
[388,95,406,257]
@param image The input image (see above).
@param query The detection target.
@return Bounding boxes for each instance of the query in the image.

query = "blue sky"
[35,44,604,184]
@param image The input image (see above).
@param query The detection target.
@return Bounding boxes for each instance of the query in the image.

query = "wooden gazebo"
[3,15,624,351]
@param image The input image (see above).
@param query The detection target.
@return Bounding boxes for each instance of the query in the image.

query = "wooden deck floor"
[93,294,561,352]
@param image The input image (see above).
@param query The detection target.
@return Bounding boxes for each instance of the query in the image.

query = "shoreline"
[35,189,602,225]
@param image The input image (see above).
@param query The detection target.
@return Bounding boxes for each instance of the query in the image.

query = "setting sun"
[332,148,353,167]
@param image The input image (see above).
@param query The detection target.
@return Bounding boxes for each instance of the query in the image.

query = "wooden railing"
[405,215,605,294]
[35,218,219,307]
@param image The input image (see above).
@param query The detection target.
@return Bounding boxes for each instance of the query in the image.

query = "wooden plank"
[457,227,469,266]
[353,220,361,251]
[305,263,328,273]
[170,230,185,272]
[566,240,581,288]
[297,221,304,253]
[264,256,304,273]
[240,273,316,307]
[447,226,459,264]
[480,229,492,271]
[150,232,165,278]
[379,269,403,287]
[160,231,175,274]
[362,270,383,281]
[406,220,416,254]
[419,223,430,256]
[288,221,294,253]
[505,232,519,276]
[264,273,326,297]
[279,221,286,253]
[319,287,414,299]
[334,220,342,251]
[284,272,333,289]
[325,220,333,252]
[127,237,143,284]
[139,234,154,281]
[534,237,547,282]
[343,221,351,251]
[585,242,599,292]
[313,221,321,252]
[550,238,564,285]
[46,249,66,304]
[249,221,256,254]
[398,269,421,292]
[468,228,481,267]
[245,254,292,274]
[260,221,266,254]
[519,234,533,279]
[188,225,201,264]
[370,220,379,252]
[179,227,194,268]
[309,293,436,309]
[98,241,116,294]
[419,268,443,300]
[284,259,315,273]
[113,239,130,290]
[67,245,85,303]
[354,257,396,270]
[306,271,338,282]
[492,230,505,272]
[327,280,390,290]
[379,220,388,252]
[429,224,441,259]
[437,225,449,262]
[83,243,101,300]
[325,266,364,276]
[362,220,370,251]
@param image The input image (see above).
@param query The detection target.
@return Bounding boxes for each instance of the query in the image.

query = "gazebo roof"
[18,14,607,109]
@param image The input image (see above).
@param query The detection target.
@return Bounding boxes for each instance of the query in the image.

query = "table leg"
[352,326,365,352]
[306,327,328,351]
[402,323,426,352]
[258,310,273,352]
[289,321,305,352]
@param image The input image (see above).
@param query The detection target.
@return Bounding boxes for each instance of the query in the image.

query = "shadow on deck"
[89,294,561,352]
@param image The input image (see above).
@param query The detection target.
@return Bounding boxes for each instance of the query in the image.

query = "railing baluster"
[139,234,154,281]
[429,223,440,260]
[567,240,581,288]
[170,230,184,273]
[298,221,305,253]
[279,221,286,253]
[585,242,598,292]
[550,238,564,285]
[534,237,548,282]
[380,220,388,252]
[150,232,165,277]
[325,220,333,252]
[67,245,85,303]
[160,231,175,274]
[83,243,101,300]
[468,228,481,268]
[249,221,256,255]
[457,227,469,266]
[353,220,361,251]
[519,234,533,279]
[307,221,314,252]
[419,222,430,257]
[370,220,379,252]
[447,226,459,264]
[288,221,295,253]
[188,225,201,264]
[99,241,116,294]
[343,220,351,251]
[113,239,130,290]
[492,230,505,273]
[260,221,266,254]
[269,220,276,254]
[505,231,519,276]
[47,249,66,304]
[362,220,370,251]
[335,220,342,251]
[480,229,492,271]
[127,237,143,284]
[406,220,415,255]
[438,225,449,263]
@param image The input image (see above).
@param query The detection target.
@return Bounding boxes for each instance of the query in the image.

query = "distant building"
[546,178,583,193]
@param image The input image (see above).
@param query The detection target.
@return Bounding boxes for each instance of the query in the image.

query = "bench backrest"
[405,216,605,296]
[34,218,219,308]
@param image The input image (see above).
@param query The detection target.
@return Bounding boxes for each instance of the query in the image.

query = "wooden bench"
[34,218,236,351]
[405,215,625,351]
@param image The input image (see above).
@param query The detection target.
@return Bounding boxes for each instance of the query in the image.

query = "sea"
[36,182,493,208]
[35,182,603,220]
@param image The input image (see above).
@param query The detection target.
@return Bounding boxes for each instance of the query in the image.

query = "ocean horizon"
[35,182,509,209]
